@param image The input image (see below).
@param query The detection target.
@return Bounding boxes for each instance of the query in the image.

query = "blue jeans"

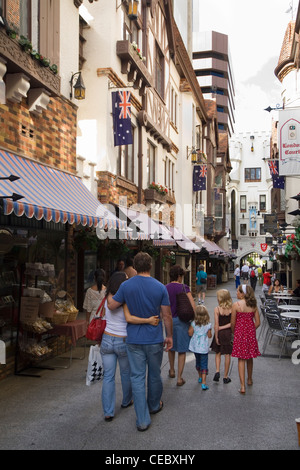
[194,352,209,375]
[126,343,163,429]
[235,276,240,288]
[100,334,132,417]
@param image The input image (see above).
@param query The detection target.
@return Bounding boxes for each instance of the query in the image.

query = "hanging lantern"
[128,0,138,20]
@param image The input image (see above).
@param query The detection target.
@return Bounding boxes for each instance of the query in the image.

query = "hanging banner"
[278,109,300,175]
[193,165,206,191]
[112,91,133,147]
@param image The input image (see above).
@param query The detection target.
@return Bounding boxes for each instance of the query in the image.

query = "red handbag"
[86,297,106,342]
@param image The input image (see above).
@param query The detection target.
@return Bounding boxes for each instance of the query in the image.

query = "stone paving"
[0,279,299,451]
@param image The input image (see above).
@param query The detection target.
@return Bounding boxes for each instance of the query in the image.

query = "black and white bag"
[86,344,103,386]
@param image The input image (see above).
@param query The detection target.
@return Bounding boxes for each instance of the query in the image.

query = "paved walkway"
[0,279,299,451]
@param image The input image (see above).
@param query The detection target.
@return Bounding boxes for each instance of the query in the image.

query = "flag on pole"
[193,164,207,191]
[268,160,279,175]
[268,160,285,189]
[112,91,133,146]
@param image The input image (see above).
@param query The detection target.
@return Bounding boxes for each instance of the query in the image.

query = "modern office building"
[192,30,236,137]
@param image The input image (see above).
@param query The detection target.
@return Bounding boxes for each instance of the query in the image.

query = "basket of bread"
[53,290,79,323]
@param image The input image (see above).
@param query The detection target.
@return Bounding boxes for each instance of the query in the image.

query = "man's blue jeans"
[100,334,132,417]
[126,343,163,429]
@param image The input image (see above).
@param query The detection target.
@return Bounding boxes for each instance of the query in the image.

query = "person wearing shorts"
[196,265,207,304]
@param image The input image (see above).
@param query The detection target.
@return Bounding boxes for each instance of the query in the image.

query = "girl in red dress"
[231,284,261,394]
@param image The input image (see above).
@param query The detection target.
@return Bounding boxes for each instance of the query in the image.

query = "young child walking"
[188,305,212,390]
[210,289,233,384]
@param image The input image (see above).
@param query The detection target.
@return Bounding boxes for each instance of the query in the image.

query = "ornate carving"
[0,29,60,96]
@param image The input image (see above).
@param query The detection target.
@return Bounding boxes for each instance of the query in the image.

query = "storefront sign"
[263,214,278,235]
[279,109,300,176]
[20,297,40,323]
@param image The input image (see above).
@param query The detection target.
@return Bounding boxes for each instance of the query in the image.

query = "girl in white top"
[83,268,106,324]
[188,305,212,390]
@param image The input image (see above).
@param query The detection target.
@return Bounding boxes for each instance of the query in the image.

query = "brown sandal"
[168,370,175,378]
[176,379,186,386]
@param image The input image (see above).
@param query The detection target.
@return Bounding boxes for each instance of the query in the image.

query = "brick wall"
[0,96,77,172]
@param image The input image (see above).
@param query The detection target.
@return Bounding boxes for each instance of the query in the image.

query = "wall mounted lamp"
[250,135,254,152]
[186,146,198,163]
[70,72,85,100]
[128,0,139,20]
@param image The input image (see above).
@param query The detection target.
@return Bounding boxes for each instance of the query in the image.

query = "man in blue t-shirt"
[107,252,173,432]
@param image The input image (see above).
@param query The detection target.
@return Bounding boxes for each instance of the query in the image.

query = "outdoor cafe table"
[48,319,87,368]
[272,294,299,303]
[278,305,300,313]
[279,308,300,336]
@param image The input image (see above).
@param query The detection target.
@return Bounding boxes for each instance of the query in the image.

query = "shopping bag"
[86,344,103,386]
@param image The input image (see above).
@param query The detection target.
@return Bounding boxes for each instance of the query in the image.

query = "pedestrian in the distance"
[249,266,258,292]
[210,289,233,384]
[83,268,106,324]
[234,264,240,288]
[231,284,261,394]
[262,270,272,294]
[196,264,208,304]
[188,305,212,390]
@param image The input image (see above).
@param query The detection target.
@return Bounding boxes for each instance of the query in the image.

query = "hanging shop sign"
[278,109,300,176]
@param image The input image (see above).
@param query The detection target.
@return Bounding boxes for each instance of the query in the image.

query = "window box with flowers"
[144,183,168,204]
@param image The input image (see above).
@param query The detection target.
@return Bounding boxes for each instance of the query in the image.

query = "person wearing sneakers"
[188,305,212,390]
[210,289,233,384]
[196,265,208,304]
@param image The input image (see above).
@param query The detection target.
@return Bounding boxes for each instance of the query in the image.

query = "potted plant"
[18,35,32,52]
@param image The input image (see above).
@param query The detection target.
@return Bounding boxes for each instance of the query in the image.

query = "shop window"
[0,218,66,357]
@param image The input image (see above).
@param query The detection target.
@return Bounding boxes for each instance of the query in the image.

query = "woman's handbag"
[86,297,106,342]
[176,285,195,323]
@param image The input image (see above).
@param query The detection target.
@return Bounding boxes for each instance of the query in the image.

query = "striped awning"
[0,150,125,229]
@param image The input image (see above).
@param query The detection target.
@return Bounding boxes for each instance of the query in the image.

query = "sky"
[197,0,297,134]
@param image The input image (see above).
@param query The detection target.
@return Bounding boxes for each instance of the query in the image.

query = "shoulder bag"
[176,284,195,323]
[86,297,106,343]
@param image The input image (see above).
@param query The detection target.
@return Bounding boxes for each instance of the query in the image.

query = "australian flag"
[112,91,133,146]
[193,164,207,191]
[268,160,285,189]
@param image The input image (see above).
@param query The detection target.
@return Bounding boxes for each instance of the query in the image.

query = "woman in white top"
[83,269,106,324]
[101,272,159,422]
